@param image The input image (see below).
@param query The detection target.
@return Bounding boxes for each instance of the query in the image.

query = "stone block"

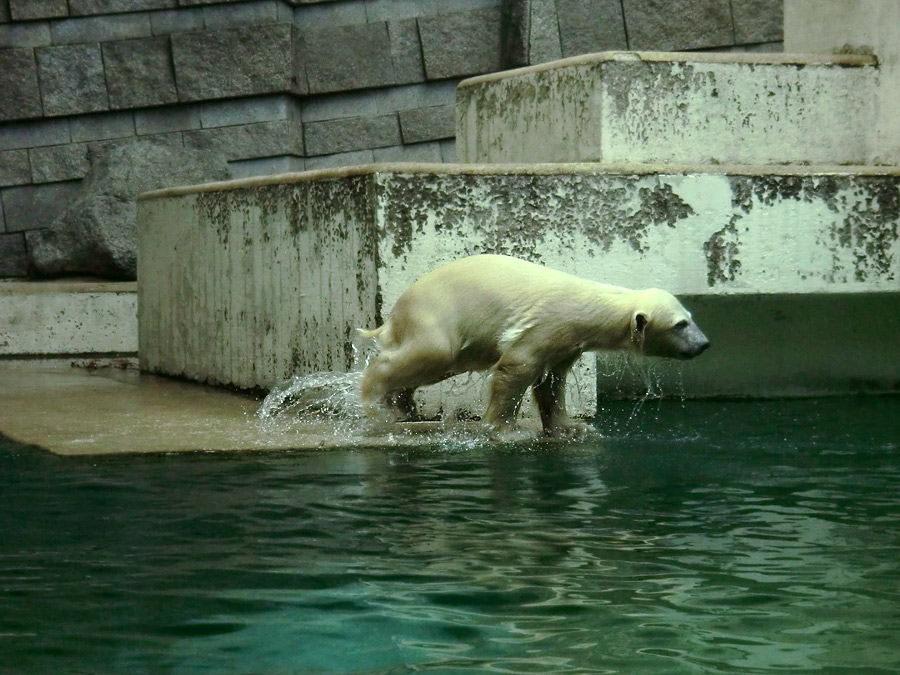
[0,48,43,122]
[150,7,203,35]
[70,0,177,15]
[0,150,31,186]
[0,234,28,277]
[199,96,300,129]
[172,23,294,101]
[304,149,374,170]
[9,0,68,20]
[305,22,395,94]
[557,0,628,57]
[291,0,367,29]
[201,1,278,29]
[373,141,443,163]
[440,138,456,162]
[70,112,135,142]
[0,119,70,151]
[135,105,201,135]
[0,22,53,47]
[457,52,880,165]
[50,13,152,45]
[103,37,178,110]
[304,114,400,156]
[528,0,564,64]
[300,90,379,122]
[183,120,304,159]
[388,19,425,84]
[418,8,503,80]
[0,2,9,21]
[29,144,90,183]
[733,0,783,44]
[623,0,734,50]
[399,105,455,144]
[36,44,109,117]
[227,154,306,179]
[2,181,82,233]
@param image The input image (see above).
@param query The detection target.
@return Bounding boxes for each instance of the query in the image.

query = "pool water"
[2,397,899,674]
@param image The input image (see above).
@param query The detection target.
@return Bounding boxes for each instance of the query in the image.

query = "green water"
[1,398,899,674]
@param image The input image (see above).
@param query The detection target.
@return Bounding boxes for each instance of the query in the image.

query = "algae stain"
[704,216,742,287]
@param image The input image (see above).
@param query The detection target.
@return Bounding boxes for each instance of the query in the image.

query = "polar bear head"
[630,289,710,360]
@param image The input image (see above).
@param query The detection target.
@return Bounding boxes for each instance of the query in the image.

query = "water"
[2,397,899,674]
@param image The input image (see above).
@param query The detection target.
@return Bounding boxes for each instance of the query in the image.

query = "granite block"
[183,120,304,159]
[103,36,178,109]
[69,112,135,142]
[50,13,152,45]
[304,114,400,156]
[557,0,627,57]
[623,0,734,50]
[1,180,81,232]
[9,0,68,21]
[29,144,90,183]
[201,1,278,29]
[0,233,29,276]
[150,7,203,35]
[0,22,53,47]
[70,0,177,15]
[399,104,455,144]
[135,105,201,135]
[388,18,424,84]
[199,96,299,128]
[172,23,294,101]
[418,7,503,80]
[305,22,395,94]
[36,43,109,117]
[733,0,783,44]
[0,149,31,187]
[373,141,442,163]
[0,48,43,122]
[0,119,70,151]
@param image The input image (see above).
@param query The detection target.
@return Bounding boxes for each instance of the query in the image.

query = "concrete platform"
[456,51,880,165]
[0,361,542,456]
[0,280,137,357]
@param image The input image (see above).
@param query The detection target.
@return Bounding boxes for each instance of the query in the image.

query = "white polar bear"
[360,254,709,438]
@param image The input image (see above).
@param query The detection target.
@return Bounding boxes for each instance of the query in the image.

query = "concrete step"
[137,163,900,414]
[0,280,137,357]
[456,51,882,165]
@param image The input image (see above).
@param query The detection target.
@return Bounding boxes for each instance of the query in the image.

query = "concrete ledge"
[0,280,137,356]
[138,163,900,414]
[456,50,881,165]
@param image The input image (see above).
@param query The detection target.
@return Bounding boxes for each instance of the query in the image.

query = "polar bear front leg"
[483,350,539,438]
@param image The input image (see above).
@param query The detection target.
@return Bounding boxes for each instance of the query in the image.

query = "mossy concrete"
[456,51,881,165]
[138,163,900,417]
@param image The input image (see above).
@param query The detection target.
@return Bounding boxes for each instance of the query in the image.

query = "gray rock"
[103,36,178,109]
[623,0,734,50]
[36,43,109,117]
[2,181,82,232]
[70,0,177,15]
[388,19,425,84]
[26,135,228,278]
[557,0,628,57]
[0,48,43,122]
[418,8,504,80]
[172,23,295,101]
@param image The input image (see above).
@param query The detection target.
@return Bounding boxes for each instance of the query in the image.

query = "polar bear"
[359,254,709,438]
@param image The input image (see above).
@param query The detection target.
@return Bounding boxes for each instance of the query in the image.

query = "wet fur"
[360,254,709,437]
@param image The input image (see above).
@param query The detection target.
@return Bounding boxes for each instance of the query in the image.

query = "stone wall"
[0,0,783,278]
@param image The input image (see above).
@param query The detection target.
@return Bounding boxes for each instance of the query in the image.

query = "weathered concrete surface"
[456,51,881,165]
[138,164,900,415]
[0,280,137,356]
[0,361,534,456]
[785,0,900,166]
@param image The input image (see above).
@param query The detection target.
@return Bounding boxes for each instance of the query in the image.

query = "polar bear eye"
[674,319,690,330]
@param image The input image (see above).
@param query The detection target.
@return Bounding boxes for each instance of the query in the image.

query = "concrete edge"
[137,162,900,200]
[0,281,138,295]
[456,50,879,89]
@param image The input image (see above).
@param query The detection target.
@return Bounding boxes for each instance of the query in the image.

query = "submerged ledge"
[0,361,550,456]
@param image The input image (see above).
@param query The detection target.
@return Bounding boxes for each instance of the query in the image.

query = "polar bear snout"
[673,323,710,360]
